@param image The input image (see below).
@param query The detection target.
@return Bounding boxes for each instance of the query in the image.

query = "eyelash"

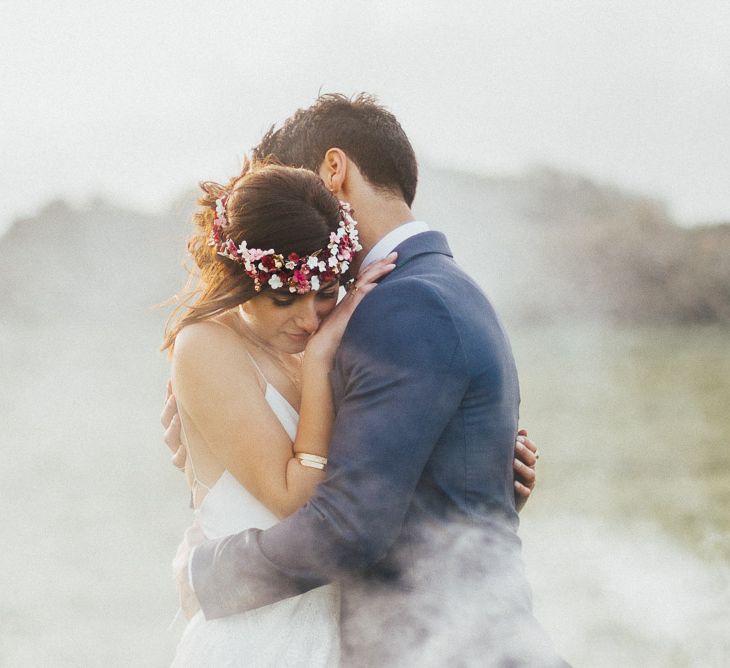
[271,290,338,308]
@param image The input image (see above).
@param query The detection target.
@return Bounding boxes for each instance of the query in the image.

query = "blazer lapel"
[330,231,454,407]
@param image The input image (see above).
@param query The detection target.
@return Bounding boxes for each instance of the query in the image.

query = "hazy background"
[1,2,729,666]
[2,0,730,232]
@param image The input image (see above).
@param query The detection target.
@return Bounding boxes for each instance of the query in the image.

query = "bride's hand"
[305,252,397,362]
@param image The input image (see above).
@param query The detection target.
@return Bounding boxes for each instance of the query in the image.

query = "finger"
[356,253,397,284]
[166,379,172,401]
[160,393,177,428]
[513,459,536,488]
[357,252,397,278]
[517,427,528,437]
[164,414,183,453]
[171,445,187,470]
[163,413,180,447]
[517,433,537,454]
[361,262,396,285]
[514,480,531,499]
[363,252,397,274]
[515,441,537,468]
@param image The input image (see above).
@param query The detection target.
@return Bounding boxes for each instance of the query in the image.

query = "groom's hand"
[173,522,204,619]
[513,428,538,512]
[161,380,186,470]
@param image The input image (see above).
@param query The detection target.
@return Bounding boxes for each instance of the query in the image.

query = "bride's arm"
[172,323,335,519]
[172,256,397,519]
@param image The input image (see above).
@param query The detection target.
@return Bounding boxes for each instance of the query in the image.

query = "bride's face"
[239,281,340,354]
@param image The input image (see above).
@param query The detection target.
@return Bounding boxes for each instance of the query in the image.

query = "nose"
[293,295,321,334]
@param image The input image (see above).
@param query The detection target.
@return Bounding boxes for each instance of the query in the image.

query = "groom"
[164,94,565,665]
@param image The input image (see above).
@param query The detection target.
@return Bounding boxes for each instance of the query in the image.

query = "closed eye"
[317,289,338,300]
[271,295,296,308]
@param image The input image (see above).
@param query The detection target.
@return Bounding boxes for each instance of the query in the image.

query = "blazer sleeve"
[191,278,469,619]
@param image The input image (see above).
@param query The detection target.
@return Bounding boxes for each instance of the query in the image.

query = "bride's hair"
[162,160,341,352]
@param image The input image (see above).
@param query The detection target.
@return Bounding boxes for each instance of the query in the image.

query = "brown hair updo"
[162,160,341,352]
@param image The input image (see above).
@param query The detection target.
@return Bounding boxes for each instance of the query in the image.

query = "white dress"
[172,383,340,667]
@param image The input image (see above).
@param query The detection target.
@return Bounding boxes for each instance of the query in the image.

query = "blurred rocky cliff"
[416,166,730,324]
[1,166,728,331]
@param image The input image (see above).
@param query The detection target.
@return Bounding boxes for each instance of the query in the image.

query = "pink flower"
[293,269,309,285]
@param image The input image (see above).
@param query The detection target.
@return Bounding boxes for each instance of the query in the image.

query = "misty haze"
[1,163,728,665]
[1,2,729,666]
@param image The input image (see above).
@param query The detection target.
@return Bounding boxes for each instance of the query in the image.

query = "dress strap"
[243,348,269,388]
[210,316,269,389]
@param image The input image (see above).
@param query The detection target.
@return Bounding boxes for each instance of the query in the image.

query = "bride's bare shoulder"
[171,318,264,405]
[172,318,246,364]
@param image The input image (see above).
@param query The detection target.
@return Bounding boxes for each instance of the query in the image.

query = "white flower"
[328,255,338,267]
[340,261,349,273]
[310,275,320,291]
[268,274,283,290]
[307,255,318,269]
[318,261,327,272]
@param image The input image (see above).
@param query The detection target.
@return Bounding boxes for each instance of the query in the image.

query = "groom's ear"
[318,148,348,196]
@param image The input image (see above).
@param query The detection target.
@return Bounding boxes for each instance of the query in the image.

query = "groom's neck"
[349,193,415,272]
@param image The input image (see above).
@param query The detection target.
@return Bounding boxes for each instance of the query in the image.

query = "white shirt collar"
[360,221,430,269]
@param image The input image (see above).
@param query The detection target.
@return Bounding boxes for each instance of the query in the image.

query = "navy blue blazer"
[191,231,561,663]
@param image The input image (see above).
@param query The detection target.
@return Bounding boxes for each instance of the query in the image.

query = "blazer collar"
[390,230,453,268]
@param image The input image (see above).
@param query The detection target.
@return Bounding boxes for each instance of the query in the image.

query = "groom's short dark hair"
[252,93,418,207]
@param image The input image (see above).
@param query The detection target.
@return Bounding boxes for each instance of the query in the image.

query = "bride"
[163,160,396,666]
[162,159,540,666]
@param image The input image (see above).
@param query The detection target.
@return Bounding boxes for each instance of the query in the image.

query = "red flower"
[261,254,277,271]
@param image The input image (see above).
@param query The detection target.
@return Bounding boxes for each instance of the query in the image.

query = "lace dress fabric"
[172,382,340,667]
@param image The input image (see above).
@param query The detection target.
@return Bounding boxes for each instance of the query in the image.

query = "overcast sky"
[2,0,728,233]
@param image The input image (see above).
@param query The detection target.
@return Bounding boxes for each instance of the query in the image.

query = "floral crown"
[208,192,362,293]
